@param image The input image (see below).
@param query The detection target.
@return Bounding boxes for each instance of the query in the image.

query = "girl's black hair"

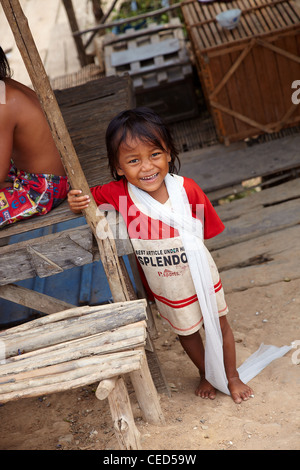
[0,47,11,81]
[106,107,181,180]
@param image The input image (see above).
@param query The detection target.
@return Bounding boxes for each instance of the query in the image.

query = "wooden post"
[0,0,130,304]
[106,377,142,450]
[0,284,74,314]
[95,377,143,450]
[61,0,93,66]
[130,350,166,425]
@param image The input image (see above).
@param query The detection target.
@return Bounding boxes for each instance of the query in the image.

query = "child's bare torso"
[1,78,65,177]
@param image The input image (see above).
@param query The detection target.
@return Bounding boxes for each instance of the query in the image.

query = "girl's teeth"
[142,174,157,180]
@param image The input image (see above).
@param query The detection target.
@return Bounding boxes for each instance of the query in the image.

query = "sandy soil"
[0,277,299,451]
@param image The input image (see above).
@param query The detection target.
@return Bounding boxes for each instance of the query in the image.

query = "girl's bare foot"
[195,376,216,399]
[228,376,254,404]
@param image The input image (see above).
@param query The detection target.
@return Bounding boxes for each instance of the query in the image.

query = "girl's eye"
[151,152,161,158]
[128,158,139,164]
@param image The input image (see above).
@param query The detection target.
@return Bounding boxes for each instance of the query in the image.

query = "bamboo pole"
[130,350,166,425]
[0,322,147,377]
[0,350,143,391]
[73,2,182,36]
[0,284,75,314]
[2,307,147,358]
[0,0,130,303]
[0,357,142,403]
[61,0,92,66]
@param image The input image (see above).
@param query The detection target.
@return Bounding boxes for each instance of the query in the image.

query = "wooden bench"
[0,299,165,450]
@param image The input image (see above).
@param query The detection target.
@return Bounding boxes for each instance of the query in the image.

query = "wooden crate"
[181,0,300,144]
[103,19,199,122]
[104,18,192,89]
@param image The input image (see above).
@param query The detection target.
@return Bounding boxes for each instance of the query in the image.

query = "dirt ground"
[0,277,299,451]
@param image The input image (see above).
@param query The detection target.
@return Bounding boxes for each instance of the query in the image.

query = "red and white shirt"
[91,175,228,335]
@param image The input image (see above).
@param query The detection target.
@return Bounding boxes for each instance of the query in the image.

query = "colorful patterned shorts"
[0,163,69,228]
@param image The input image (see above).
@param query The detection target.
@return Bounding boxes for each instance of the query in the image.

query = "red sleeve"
[90,179,127,211]
[183,177,225,239]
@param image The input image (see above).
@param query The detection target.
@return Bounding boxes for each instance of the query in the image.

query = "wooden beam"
[73,2,182,36]
[61,0,93,66]
[85,0,118,49]
[0,284,74,313]
[107,376,142,450]
[210,100,274,134]
[256,37,300,63]
[130,349,166,425]
[209,39,255,100]
[0,0,130,303]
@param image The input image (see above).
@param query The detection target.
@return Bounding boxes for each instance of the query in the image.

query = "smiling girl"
[68,107,253,403]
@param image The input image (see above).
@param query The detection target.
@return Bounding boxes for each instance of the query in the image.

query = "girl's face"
[116,135,171,203]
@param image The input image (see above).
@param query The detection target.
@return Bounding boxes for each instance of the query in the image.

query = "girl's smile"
[116,136,171,203]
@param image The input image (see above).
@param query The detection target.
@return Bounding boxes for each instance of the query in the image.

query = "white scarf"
[129,174,292,394]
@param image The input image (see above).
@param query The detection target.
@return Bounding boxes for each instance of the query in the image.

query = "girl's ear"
[116,166,125,177]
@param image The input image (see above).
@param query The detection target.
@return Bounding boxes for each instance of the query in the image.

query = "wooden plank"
[107,376,142,450]
[204,177,300,293]
[103,22,183,46]
[0,225,96,285]
[230,45,261,133]
[130,349,166,426]
[0,284,74,314]
[0,354,143,396]
[0,323,147,372]
[0,200,79,241]
[184,1,210,50]
[0,299,147,351]
[213,225,300,293]
[207,170,299,203]
[209,40,255,99]
[214,178,300,221]
[210,100,273,134]
[0,299,147,336]
[180,134,300,192]
[209,198,300,250]
[110,38,180,67]
[206,179,300,250]
[0,217,135,285]
[0,351,144,403]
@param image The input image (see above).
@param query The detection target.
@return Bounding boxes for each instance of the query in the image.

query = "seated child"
[0,47,69,227]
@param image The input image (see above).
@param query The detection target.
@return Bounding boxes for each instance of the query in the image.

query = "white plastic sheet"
[237,343,292,386]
